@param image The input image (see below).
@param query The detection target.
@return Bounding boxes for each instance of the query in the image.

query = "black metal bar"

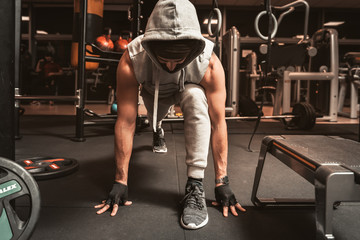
[14,0,22,140]
[29,4,37,68]
[0,0,15,160]
[136,0,142,37]
[162,115,296,122]
[85,55,120,63]
[74,0,87,142]
[133,0,142,37]
[15,95,79,101]
[84,119,117,126]
[14,0,21,90]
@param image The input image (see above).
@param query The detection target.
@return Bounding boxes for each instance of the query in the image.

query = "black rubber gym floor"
[15,116,360,240]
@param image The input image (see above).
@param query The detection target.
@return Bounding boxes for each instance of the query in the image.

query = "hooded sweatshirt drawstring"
[153,77,160,132]
[179,69,185,92]
[153,69,185,132]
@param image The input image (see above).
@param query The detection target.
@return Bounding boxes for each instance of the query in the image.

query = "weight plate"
[291,103,316,130]
[304,103,316,129]
[16,157,79,180]
[0,157,40,240]
[303,103,316,130]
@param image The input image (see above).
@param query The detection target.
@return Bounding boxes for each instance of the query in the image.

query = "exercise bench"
[251,135,360,240]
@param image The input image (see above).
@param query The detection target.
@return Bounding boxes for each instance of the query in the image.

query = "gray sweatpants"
[141,83,211,179]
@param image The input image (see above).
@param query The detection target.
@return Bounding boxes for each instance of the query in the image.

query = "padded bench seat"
[251,135,360,240]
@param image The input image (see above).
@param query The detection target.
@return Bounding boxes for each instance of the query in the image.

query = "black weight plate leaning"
[0,157,41,240]
[16,157,79,180]
[291,103,316,130]
[304,103,316,129]
[302,103,316,130]
[290,103,305,129]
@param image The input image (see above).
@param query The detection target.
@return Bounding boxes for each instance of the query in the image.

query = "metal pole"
[29,4,37,68]
[135,0,143,37]
[14,0,22,140]
[282,71,291,114]
[0,0,15,160]
[15,95,79,101]
[329,29,339,122]
[74,0,87,142]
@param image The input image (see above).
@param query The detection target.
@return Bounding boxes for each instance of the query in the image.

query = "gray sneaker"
[153,128,167,153]
[180,181,208,229]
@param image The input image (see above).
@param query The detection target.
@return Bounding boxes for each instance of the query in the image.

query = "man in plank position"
[95,0,245,229]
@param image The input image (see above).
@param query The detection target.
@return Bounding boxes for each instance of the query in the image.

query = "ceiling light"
[324,21,345,27]
[22,16,29,21]
[203,18,218,24]
[36,30,48,35]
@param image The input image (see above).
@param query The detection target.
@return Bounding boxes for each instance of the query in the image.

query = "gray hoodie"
[127,0,214,98]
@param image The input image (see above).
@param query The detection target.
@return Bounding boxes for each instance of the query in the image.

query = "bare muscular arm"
[200,53,228,182]
[113,50,139,185]
[95,50,138,216]
[201,53,246,217]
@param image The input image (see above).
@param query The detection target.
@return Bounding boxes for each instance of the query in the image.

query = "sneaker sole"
[180,214,208,230]
[153,148,167,153]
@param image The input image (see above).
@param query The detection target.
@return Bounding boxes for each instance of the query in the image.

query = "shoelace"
[181,185,205,210]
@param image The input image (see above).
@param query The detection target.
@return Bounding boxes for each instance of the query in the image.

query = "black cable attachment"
[247,0,273,152]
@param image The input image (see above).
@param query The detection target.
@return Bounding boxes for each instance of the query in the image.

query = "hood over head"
[141,0,206,73]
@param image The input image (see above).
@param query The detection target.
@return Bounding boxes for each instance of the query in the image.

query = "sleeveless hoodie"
[127,0,214,131]
[127,0,214,97]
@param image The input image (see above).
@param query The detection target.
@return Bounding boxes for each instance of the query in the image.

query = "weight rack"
[73,0,143,141]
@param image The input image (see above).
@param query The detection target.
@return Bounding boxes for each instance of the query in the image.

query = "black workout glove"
[215,183,238,207]
[105,182,128,206]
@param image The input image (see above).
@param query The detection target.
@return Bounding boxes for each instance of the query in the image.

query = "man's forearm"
[114,120,135,185]
[211,120,228,181]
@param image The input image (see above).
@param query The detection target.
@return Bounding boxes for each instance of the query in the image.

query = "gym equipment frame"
[73,0,143,141]
[223,27,240,117]
[251,135,360,240]
[282,29,339,122]
[253,1,338,122]
[338,52,360,119]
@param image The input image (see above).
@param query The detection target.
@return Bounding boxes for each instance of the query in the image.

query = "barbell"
[163,102,317,130]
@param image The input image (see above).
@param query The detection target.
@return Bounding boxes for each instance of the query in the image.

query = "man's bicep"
[207,85,226,124]
[116,51,139,122]
[203,54,227,123]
